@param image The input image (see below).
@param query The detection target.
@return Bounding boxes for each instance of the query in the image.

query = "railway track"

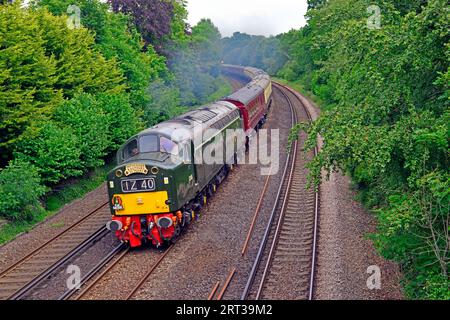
[59,242,127,300]
[0,202,110,300]
[70,245,173,300]
[242,83,319,300]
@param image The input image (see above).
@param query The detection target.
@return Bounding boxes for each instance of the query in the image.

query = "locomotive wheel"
[182,211,192,227]
[206,185,214,198]
[171,224,182,244]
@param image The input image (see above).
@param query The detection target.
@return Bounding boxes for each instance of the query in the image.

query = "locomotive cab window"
[181,143,192,164]
[160,137,179,156]
[123,139,139,160]
[140,135,159,153]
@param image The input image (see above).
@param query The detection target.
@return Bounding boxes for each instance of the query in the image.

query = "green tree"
[0,2,61,163]
[0,3,125,164]
[282,0,449,299]
[16,122,83,185]
[54,94,110,169]
[221,32,288,75]
[37,8,126,98]
[95,93,143,151]
[36,0,169,110]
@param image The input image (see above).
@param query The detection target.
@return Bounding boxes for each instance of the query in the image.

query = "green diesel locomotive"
[107,102,244,247]
[107,65,272,247]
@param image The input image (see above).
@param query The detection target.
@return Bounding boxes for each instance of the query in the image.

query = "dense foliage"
[283,0,448,299]
[0,2,125,164]
[0,0,229,225]
[35,0,169,111]
[0,159,46,221]
[220,0,449,300]
[221,32,288,75]
[109,0,175,49]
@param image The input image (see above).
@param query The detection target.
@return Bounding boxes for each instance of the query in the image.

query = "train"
[106,65,272,248]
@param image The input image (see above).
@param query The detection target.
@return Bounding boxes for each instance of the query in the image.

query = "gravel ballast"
[289,88,404,300]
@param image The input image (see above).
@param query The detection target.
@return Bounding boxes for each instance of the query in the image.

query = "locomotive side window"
[123,139,139,160]
[182,143,192,164]
[139,135,159,153]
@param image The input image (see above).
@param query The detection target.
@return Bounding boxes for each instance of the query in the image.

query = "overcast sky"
[186,0,308,37]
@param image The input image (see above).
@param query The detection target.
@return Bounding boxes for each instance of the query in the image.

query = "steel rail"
[8,226,110,300]
[279,84,320,300]
[71,246,130,300]
[59,243,128,300]
[241,83,320,300]
[207,281,221,300]
[240,85,297,300]
[216,267,237,300]
[125,245,174,300]
[0,202,109,280]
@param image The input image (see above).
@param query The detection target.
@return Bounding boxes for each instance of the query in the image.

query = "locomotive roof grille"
[165,119,192,126]
[182,108,218,123]
[210,110,240,131]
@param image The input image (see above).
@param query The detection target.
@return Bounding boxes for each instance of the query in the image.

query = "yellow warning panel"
[113,191,170,215]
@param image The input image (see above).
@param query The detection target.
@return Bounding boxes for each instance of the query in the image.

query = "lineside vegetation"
[0,0,230,235]
[223,0,449,299]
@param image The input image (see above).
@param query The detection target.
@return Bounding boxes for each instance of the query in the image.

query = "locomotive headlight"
[106,220,123,232]
[156,216,173,229]
[115,169,123,178]
[151,166,159,175]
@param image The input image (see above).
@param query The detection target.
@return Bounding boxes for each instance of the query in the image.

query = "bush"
[54,94,110,169]
[0,159,46,221]
[95,93,143,151]
[282,0,449,299]
[16,122,83,185]
[37,0,169,110]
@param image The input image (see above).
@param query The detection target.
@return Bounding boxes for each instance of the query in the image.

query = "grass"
[271,77,324,109]
[0,163,114,245]
[0,212,48,244]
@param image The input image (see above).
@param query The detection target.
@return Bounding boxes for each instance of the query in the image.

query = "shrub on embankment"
[0,2,147,220]
[279,0,449,299]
